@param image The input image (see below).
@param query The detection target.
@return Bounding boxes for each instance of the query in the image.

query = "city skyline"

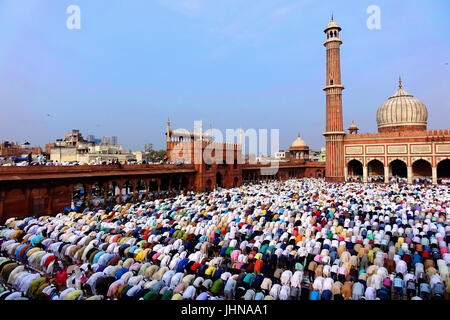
[0,0,449,152]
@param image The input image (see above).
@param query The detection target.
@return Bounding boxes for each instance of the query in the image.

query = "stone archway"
[89,182,103,207]
[437,159,450,179]
[367,160,384,177]
[180,176,189,192]
[72,183,87,210]
[106,181,121,205]
[390,159,407,178]
[347,160,363,178]
[136,180,146,201]
[206,179,212,192]
[367,160,384,183]
[216,172,223,188]
[148,178,159,199]
[122,181,134,203]
[412,159,432,178]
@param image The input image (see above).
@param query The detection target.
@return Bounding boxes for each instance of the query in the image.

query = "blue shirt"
[310,290,320,300]
[196,292,210,300]
[393,278,404,288]
[419,283,430,293]
[224,278,236,292]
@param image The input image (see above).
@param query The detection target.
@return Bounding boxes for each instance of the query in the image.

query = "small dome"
[291,136,308,148]
[348,121,358,129]
[376,79,428,132]
[324,19,341,32]
[326,21,339,29]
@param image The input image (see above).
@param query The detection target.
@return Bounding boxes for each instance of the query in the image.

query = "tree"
[144,149,167,163]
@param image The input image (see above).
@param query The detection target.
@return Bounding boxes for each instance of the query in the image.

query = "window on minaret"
[330,80,334,85]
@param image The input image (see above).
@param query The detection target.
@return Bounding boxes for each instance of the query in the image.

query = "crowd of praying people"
[0,178,449,301]
[368,176,385,183]
[0,158,160,167]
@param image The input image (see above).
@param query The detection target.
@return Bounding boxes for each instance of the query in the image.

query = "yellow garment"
[205,266,217,277]
[136,249,149,261]
[26,247,41,257]
[12,230,23,240]
[368,250,374,263]
[133,248,143,258]
[64,289,83,300]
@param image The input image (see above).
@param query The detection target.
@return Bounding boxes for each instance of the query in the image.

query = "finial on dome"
[331,13,334,21]
[399,75,402,89]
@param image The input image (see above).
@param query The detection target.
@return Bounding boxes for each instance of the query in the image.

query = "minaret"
[166,117,171,142]
[323,18,346,182]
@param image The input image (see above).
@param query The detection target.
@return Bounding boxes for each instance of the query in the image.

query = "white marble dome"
[376,80,428,131]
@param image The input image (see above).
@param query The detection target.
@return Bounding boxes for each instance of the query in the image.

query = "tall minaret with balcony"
[323,17,346,182]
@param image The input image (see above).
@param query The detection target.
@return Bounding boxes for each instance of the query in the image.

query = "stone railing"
[0,163,196,181]
[345,129,450,140]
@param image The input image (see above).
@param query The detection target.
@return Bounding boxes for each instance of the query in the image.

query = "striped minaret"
[323,18,346,182]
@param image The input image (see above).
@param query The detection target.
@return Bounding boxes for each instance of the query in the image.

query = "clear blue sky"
[0,0,449,152]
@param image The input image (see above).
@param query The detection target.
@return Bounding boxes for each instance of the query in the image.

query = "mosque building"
[323,19,450,184]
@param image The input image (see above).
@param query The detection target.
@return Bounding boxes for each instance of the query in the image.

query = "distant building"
[256,151,289,163]
[101,136,118,146]
[64,129,87,147]
[274,151,287,160]
[86,134,101,144]
[0,141,42,157]
[320,147,326,162]
[78,145,136,163]
[133,151,143,162]
[46,130,135,163]
[45,129,93,154]
[309,150,321,162]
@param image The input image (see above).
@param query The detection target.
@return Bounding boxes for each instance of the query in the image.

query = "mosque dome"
[290,135,308,149]
[348,121,358,134]
[324,16,341,33]
[348,121,358,130]
[325,20,340,31]
[376,78,428,133]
